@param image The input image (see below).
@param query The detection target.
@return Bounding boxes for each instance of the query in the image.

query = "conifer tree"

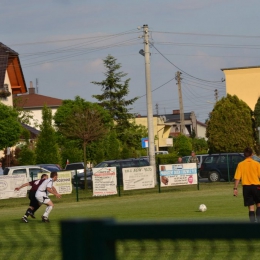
[35,105,61,165]
[92,55,138,141]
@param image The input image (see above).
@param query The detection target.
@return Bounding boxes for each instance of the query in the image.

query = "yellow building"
[133,116,172,151]
[221,66,260,110]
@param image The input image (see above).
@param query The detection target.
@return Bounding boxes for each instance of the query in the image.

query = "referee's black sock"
[249,211,256,223]
[256,207,260,222]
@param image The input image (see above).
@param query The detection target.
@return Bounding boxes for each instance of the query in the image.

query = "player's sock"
[43,206,53,218]
[249,211,255,223]
[25,208,32,217]
[256,207,260,222]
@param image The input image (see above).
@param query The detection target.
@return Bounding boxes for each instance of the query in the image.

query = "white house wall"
[1,71,13,106]
[197,124,207,139]
[27,107,58,129]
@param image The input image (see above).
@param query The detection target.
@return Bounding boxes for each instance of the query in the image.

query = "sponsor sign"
[159,163,197,187]
[92,167,117,196]
[37,171,72,195]
[0,174,27,199]
[122,166,155,190]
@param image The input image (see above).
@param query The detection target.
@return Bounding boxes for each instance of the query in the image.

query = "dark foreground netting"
[116,239,260,260]
[0,221,61,260]
[61,219,260,260]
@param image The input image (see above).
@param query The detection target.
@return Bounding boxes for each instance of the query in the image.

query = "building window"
[0,84,11,100]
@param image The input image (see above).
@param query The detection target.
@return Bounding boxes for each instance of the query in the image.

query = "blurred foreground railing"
[61,219,260,260]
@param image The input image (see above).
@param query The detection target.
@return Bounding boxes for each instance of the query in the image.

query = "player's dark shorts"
[29,190,40,209]
[243,185,260,206]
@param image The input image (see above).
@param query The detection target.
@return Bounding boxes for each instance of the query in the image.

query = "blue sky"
[1,0,260,122]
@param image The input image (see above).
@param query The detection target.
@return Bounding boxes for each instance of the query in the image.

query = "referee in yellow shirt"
[234,147,260,223]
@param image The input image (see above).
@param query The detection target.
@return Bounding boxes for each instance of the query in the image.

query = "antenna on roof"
[36,78,39,94]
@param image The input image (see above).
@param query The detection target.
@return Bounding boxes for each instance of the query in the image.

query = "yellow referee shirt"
[234,157,260,185]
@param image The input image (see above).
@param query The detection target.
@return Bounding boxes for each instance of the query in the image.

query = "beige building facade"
[221,66,260,110]
[133,116,172,151]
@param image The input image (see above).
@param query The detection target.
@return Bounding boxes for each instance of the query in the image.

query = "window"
[136,160,149,167]
[29,168,45,178]
[217,155,226,164]
[121,161,136,168]
[66,163,84,170]
[110,162,121,168]
[13,169,26,175]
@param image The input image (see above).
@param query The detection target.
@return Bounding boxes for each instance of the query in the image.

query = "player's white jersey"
[37,178,53,195]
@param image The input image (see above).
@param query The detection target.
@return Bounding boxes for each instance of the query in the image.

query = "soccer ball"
[199,204,207,212]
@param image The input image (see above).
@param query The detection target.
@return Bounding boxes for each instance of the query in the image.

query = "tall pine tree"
[35,105,61,165]
[92,55,138,142]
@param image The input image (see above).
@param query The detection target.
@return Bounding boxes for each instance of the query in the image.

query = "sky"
[1,0,260,122]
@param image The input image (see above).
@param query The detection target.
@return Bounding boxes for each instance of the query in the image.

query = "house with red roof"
[0,42,27,106]
[14,82,63,129]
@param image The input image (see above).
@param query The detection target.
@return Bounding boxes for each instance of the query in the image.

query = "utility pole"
[156,103,159,115]
[142,24,156,182]
[175,71,185,134]
[214,89,218,102]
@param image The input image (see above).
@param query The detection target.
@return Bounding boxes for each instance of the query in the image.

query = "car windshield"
[252,155,260,162]
[95,162,109,168]
[41,166,60,171]
[65,164,84,170]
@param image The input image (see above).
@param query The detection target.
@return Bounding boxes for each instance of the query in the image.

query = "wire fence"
[61,218,260,260]
[0,222,61,260]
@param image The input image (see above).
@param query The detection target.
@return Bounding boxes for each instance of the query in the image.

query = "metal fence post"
[61,218,116,260]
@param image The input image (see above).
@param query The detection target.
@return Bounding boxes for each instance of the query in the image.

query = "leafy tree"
[0,103,22,150]
[254,97,260,127]
[17,127,36,165]
[206,94,254,153]
[121,122,148,150]
[18,145,36,165]
[171,134,192,156]
[54,97,112,189]
[0,147,19,167]
[92,55,138,142]
[254,97,260,154]
[35,105,61,165]
[191,137,208,154]
[60,140,83,168]
[13,96,39,128]
[104,131,120,160]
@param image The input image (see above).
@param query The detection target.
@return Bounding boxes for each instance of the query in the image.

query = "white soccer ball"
[199,204,207,212]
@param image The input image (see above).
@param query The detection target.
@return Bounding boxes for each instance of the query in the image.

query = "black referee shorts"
[243,185,260,206]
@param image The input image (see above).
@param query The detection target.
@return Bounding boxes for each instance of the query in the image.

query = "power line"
[150,42,224,84]
[151,30,260,39]
[8,29,139,46]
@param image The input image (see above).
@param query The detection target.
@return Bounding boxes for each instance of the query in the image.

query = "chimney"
[172,109,180,115]
[29,81,35,94]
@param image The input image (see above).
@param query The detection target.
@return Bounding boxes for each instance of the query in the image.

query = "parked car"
[155,151,169,155]
[3,165,50,182]
[36,164,62,172]
[182,154,209,169]
[65,162,92,188]
[72,158,150,189]
[64,162,87,176]
[252,155,260,163]
[199,153,244,182]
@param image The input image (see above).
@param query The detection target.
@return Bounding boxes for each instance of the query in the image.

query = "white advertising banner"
[0,174,27,200]
[92,167,117,196]
[37,171,72,195]
[122,166,155,190]
[159,163,198,187]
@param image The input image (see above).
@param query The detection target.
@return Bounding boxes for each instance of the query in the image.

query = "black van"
[72,158,149,189]
[199,153,244,182]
